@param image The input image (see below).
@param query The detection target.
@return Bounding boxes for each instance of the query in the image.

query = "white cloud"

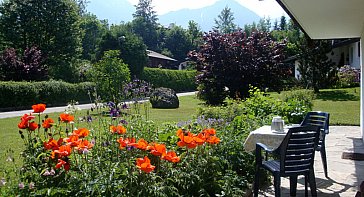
[127,0,286,18]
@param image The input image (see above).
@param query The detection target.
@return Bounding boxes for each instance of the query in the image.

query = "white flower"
[0,178,6,187]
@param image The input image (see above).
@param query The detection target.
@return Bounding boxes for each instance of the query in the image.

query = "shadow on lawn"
[316,90,359,101]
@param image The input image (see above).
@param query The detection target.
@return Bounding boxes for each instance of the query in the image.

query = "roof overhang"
[276,0,364,39]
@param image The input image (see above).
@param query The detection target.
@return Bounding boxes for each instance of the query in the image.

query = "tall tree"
[214,6,237,34]
[0,0,82,81]
[131,0,159,50]
[164,24,194,62]
[80,13,108,62]
[187,20,203,49]
[98,24,147,77]
[133,0,158,25]
[280,15,287,31]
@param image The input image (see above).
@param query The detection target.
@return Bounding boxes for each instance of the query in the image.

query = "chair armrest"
[255,143,275,163]
[256,143,274,153]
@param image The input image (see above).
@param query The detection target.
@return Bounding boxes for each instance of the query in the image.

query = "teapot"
[271,116,284,132]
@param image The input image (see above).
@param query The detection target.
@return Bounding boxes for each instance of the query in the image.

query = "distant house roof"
[147,50,177,62]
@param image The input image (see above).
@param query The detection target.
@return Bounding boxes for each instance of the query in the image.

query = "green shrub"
[0,81,95,110]
[86,50,131,101]
[140,67,197,92]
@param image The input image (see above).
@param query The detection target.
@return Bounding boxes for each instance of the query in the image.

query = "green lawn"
[272,87,360,126]
[312,87,360,125]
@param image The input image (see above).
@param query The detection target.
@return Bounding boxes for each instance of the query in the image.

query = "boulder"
[150,87,179,109]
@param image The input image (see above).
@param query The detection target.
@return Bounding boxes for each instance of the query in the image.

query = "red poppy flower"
[130,139,148,150]
[42,118,54,129]
[194,133,206,145]
[149,143,166,157]
[206,136,220,145]
[18,120,28,129]
[203,128,216,135]
[28,122,38,131]
[117,137,136,149]
[72,128,90,138]
[64,135,80,147]
[55,159,70,171]
[32,104,46,113]
[77,140,94,149]
[59,113,74,123]
[110,125,127,134]
[20,113,35,122]
[44,138,63,150]
[176,129,197,149]
[163,151,180,163]
[53,145,72,157]
[136,156,155,173]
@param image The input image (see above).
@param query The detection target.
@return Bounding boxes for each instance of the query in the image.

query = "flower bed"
[1,102,255,196]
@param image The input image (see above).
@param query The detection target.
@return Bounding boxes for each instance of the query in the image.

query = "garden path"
[258,126,364,196]
[0,91,196,119]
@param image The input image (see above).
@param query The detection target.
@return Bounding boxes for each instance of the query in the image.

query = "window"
[359,42,361,57]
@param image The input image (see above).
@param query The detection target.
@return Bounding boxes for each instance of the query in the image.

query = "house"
[146,50,177,69]
[275,0,364,142]
[291,38,361,79]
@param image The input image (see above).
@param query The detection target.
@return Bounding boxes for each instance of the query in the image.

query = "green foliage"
[97,25,148,77]
[164,24,194,62]
[297,39,337,92]
[189,30,288,105]
[87,50,131,101]
[0,0,82,81]
[196,87,314,126]
[80,13,108,62]
[140,68,197,92]
[0,81,95,110]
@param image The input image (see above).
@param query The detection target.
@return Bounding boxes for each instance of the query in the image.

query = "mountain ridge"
[86,0,261,31]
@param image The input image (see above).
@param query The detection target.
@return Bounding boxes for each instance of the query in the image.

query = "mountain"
[86,0,135,24]
[159,0,260,31]
[86,0,261,30]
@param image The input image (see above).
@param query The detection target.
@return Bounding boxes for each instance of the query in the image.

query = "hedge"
[140,68,197,92]
[0,81,95,111]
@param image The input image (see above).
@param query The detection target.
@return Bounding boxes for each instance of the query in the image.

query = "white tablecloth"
[243,125,288,152]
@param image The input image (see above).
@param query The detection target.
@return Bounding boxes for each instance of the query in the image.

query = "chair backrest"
[300,111,330,134]
[278,125,320,176]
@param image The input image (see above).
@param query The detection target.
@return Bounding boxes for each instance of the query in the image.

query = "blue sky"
[127,0,286,18]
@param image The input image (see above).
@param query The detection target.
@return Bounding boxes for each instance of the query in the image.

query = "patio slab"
[257,126,364,196]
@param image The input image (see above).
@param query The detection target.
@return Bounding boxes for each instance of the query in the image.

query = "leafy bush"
[140,67,197,92]
[0,81,95,110]
[87,50,131,101]
[336,65,360,88]
[189,30,288,105]
[197,87,314,126]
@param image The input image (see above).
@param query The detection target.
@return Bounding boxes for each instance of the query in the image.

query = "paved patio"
[257,126,364,196]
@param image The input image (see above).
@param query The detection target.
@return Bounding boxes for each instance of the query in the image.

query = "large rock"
[150,88,179,109]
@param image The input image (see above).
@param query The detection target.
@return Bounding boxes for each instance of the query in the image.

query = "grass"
[272,87,360,126]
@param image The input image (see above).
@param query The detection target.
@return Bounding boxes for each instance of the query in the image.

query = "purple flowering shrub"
[337,65,360,88]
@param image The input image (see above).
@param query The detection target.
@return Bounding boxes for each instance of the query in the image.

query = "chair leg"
[273,175,281,197]
[254,167,259,197]
[289,175,298,197]
[304,175,308,197]
[308,170,317,197]
[320,145,328,178]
